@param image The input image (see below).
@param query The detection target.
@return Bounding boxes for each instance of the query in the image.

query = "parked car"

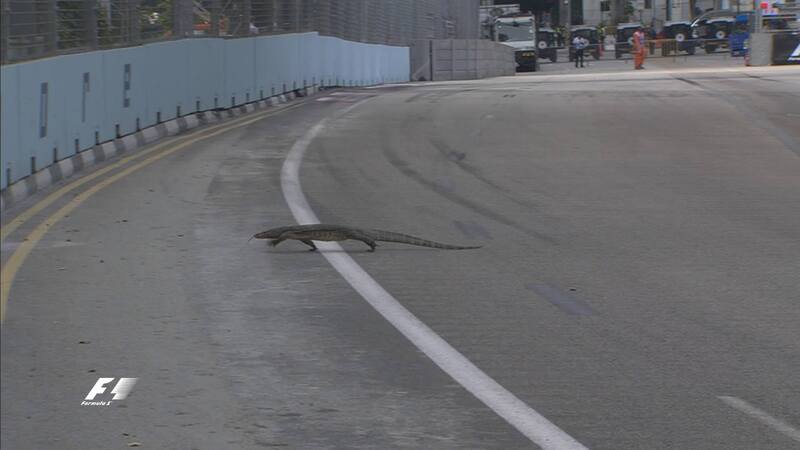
[536,26,560,62]
[569,26,602,61]
[615,23,643,59]
[692,16,734,53]
[662,20,696,54]
[494,15,539,71]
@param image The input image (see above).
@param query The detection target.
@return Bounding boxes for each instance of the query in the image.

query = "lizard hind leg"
[301,240,318,251]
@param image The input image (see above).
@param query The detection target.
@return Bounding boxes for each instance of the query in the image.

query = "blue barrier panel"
[143,40,192,124]
[1,32,410,189]
[101,46,147,140]
[319,36,337,87]
[187,38,225,111]
[223,38,257,107]
[59,53,105,156]
[254,35,277,97]
[16,58,64,175]
[1,65,20,187]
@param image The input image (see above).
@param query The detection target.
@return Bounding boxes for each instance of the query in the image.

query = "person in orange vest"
[633,26,646,70]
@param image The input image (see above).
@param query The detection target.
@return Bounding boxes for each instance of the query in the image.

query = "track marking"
[280,113,588,450]
[718,396,800,443]
[525,284,595,316]
[0,102,306,243]
[0,101,307,323]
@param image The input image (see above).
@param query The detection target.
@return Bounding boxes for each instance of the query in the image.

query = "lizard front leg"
[300,240,318,251]
[349,232,377,252]
[270,231,299,248]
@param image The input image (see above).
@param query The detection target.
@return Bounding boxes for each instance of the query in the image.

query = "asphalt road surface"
[3,65,800,449]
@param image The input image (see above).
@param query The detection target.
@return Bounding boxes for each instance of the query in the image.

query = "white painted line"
[328,91,375,96]
[100,142,116,159]
[164,120,180,136]
[57,158,74,178]
[280,110,588,450]
[121,134,137,151]
[184,115,199,129]
[34,169,52,190]
[719,396,800,443]
[142,127,159,143]
[79,149,95,167]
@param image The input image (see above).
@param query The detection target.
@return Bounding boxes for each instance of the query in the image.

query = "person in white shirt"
[573,35,588,68]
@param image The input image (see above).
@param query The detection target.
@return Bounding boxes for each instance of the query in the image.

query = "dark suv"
[662,21,696,54]
[691,17,734,53]
[615,23,643,59]
[536,27,560,62]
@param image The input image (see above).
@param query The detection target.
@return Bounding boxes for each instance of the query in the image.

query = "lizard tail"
[366,229,481,250]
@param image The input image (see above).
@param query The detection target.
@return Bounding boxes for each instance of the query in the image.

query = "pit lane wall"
[0,32,409,191]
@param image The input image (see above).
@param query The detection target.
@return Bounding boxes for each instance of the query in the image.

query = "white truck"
[494,15,539,71]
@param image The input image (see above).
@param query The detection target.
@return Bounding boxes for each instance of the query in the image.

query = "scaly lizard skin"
[252,224,481,252]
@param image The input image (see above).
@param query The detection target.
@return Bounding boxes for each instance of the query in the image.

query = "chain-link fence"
[2,0,479,64]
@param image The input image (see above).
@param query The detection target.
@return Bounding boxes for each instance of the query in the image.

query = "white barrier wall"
[0,32,410,188]
[409,39,515,82]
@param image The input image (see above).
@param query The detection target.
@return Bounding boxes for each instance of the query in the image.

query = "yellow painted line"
[1,101,306,323]
[1,136,179,242]
[0,102,303,242]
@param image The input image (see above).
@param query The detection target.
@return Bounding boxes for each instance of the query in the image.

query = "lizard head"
[251,226,288,240]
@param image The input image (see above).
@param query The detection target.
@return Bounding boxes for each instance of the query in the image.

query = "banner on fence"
[772,33,800,65]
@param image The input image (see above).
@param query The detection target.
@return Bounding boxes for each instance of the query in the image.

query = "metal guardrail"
[1,0,480,64]
[534,38,750,65]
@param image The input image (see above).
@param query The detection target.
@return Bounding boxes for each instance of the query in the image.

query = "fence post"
[240,0,252,36]
[1,0,10,63]
[209,0,220,36]
[84,0,98,49]
[172,0,192,38]
[128,0,140,44]
[48,0,58,53]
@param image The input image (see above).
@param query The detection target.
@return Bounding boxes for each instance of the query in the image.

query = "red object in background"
[760,2,769,8]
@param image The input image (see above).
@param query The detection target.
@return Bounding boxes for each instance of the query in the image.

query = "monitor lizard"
[251,224,481,252]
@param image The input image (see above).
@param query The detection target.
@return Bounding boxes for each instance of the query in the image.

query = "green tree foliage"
[623,0,635,21]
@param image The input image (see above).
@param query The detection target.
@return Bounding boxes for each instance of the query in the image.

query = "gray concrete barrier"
[749,33,774,66]
[410,39,515,81]
[748,32,800,66]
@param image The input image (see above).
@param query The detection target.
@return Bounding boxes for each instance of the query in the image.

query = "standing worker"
[573,35,587,68]
[632,26,646,70]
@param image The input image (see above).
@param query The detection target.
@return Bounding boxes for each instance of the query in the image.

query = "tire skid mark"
[672,74,800,157]
[427,136,549,211]
[380,135,556,244]
[452,220,493,240]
